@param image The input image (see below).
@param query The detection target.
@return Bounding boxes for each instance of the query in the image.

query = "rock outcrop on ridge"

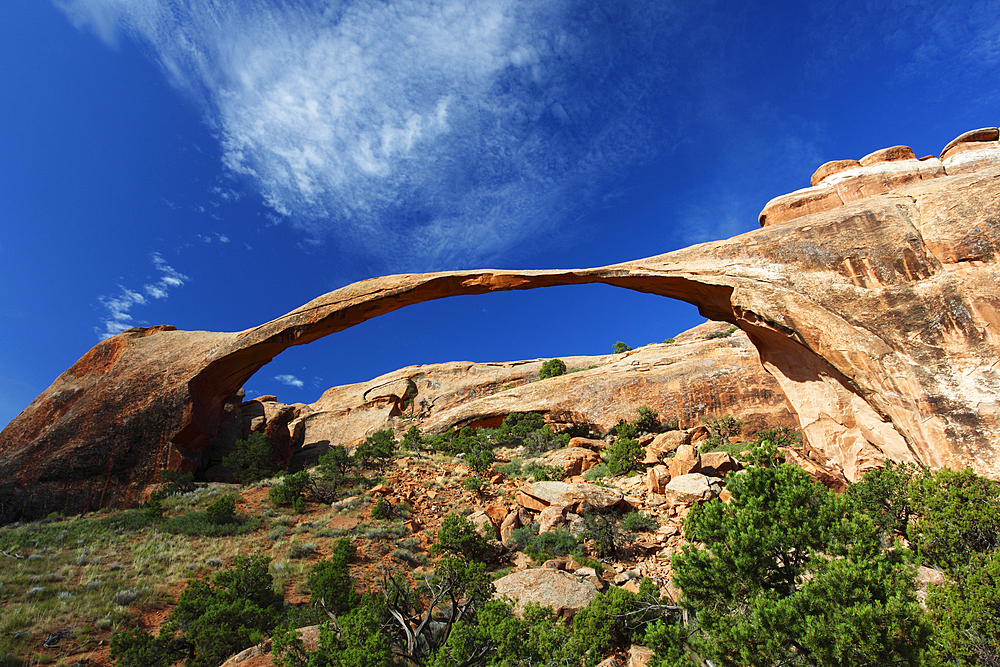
[203,320,795,478]
[2,128,1000,520]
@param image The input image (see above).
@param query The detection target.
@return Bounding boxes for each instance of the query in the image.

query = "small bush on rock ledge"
[539,358,567,379]
[612,341,633,354]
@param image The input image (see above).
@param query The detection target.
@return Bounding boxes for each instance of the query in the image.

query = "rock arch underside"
[3,128,1000,520]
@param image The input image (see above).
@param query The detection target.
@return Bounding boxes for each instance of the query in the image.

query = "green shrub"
[204,494,238,525]
[606,437,643,476]
[495,459,523,477]
[925,550,1000,665]
[908,467,1000,574]
[498,412,546,440]
[273,600,394,667]
[621,512,657,533]
[466,445,495,478]
[847,460,920,540]
[614,407,660,441]
[522,460,563,482]
[109,627,173,667]
[163,513,262,538]
[702,414,742,448]
[744,438,785,468]
[431,512,491,563]
[162,502,261,538]
[142,497,165,520]
[633,406,660,433]
[269,471,311,507]
[523,528,583,563]
[522,426,568,456]
[663,338,675,344]
[315,446,352,485]
[540,358,567,380]
[752,426,801,449]
[585,512,625,558]
[461,475,487,495]
[567,585,661,662]
[353,430,396,472]
[612,341,632,354]
[370,498,394,521]
[583,463,610,482]
[400,426,421,451]
[287,542,318,559]
[111,555,284,667]
[162,470,198,494]
[671,463,928,667]
[222,432,277,484]
[704,326,737,339]
[307,539,359,614]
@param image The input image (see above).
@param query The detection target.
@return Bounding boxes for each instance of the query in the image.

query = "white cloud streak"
[55,0,679,268]
[96,287,146,340]
[274,374,304,389]
[96,253,190,340]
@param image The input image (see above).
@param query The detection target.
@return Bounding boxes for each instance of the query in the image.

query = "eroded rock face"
[4,129,1000,520]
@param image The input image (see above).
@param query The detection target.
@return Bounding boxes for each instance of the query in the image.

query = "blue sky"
[1,0,998,429]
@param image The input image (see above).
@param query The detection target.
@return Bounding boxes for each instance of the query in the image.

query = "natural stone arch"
[4,144,1000,520]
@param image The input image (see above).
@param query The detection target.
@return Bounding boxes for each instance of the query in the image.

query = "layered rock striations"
[3,128,1000,520]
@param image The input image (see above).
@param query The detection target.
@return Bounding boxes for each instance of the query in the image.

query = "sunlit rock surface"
[3,128,1000,520]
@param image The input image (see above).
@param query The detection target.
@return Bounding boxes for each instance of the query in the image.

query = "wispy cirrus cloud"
[96,252,189,340]
[274,374,304,389]
[54,0,682,269]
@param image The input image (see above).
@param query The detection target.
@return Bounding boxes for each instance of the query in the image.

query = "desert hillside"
[2,129,1000,666]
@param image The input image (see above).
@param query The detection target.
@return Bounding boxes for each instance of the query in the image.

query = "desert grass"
[0,482,381,666]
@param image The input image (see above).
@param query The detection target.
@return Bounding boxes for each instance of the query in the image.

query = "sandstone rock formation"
[288,319,793,455]
[3,128,1000,520]
[492,568,600,620]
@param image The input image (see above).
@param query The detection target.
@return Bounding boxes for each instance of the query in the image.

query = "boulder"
[647,465,670,494]
[666,473,722,504]
[568,436,608,452]
[361,377,417,416]
[539,447,602,476]
[627,645,655,667]
[686,426,709,444]
[515,490,549,513]
[669,446,701,478]
[518,481,625,514]
[500,510,523,547]
[782,448,848,492]
[810,159,861,186]
[484,504,509,526]
[700,451,737,477]
[467,510,499,539]
[674,444,697,459]
[327,516,360,531]
[648,430,687,456]
[859,145,916,166]
[219,625,320,667]
[940,127,999,160]
[537,505,567,534]
[492,568,600,621]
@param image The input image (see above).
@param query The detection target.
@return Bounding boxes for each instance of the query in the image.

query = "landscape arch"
[4,159,1000,519]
